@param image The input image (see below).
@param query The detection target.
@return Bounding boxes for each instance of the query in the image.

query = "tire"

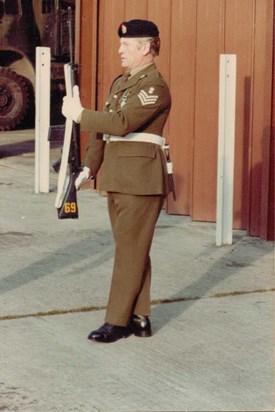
[0,67,32,131]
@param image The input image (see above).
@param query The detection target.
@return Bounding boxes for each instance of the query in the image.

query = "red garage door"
[77,0,274,239]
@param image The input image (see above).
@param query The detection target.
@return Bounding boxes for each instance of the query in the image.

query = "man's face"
[118,38,148,70]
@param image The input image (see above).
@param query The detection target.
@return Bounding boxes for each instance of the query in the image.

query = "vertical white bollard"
[35,47,50,193]
[216,54,237,246]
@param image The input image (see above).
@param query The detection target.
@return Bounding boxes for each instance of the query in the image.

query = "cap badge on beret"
[121,24,127,34]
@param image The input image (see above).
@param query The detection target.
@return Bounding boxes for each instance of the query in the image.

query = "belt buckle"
[103,134,111,143]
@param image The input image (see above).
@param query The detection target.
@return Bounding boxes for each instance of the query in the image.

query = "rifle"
[54,7,80,219]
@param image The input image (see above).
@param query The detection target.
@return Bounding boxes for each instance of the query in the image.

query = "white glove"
[62,85,84,123]
[75,166,91,190]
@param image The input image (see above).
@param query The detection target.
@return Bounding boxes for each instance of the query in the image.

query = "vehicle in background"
[0,0,75,131]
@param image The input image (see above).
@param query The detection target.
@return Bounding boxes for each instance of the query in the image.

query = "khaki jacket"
[81,63,171,195]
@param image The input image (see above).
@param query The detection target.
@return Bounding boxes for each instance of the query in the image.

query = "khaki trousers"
[105,192,164,326]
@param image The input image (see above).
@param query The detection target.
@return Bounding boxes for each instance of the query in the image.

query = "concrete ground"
[0,130,274,412]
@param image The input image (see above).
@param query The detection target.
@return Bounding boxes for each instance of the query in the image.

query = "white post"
[216,54,237,246]
[35,47,51,193]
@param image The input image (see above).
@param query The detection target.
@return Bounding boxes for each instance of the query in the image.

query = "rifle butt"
[57,174,79,219]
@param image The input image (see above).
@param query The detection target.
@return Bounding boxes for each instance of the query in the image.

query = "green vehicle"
[0,0,75,131]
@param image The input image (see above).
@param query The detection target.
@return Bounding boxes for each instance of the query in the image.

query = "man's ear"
[142,41,151,56]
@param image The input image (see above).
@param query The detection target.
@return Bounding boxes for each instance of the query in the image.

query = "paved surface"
[0,130,274,412]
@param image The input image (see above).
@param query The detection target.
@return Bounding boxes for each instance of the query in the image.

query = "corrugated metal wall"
[77,0,274,240]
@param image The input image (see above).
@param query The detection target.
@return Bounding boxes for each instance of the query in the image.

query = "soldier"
[62,19,172,343]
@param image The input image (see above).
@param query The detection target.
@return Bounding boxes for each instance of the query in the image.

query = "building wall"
[77,0,274,240]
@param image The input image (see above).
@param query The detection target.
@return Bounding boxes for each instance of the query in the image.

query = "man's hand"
[75,166,92,190]
[62,85,84,123]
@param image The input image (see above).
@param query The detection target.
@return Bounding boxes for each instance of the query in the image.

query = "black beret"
[118,19,159,38]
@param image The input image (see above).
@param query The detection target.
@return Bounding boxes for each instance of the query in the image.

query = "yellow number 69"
[64,202,77,213]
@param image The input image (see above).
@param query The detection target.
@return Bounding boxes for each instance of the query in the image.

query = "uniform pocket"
[115,142,157,158]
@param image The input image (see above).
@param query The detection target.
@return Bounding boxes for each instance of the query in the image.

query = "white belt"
[103,133,165,147]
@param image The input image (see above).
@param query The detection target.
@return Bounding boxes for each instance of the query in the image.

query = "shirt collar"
[128,62,154,78]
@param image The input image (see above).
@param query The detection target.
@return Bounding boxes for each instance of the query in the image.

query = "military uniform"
[82,62,171,196]
[80,62,171,327]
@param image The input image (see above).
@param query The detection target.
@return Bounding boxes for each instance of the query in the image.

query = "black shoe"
[87,323,131,343]
[128,315,152,337]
